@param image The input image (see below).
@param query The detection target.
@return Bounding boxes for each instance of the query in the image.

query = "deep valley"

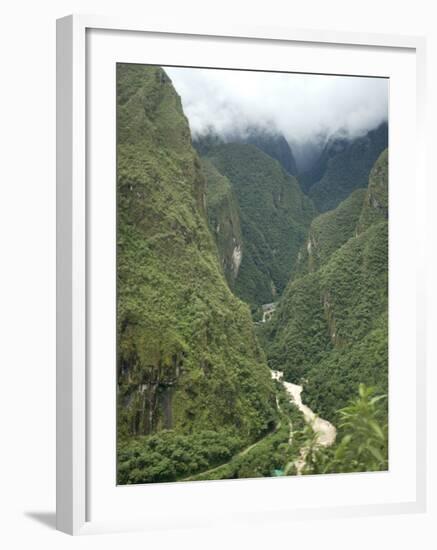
[116,64,389,484]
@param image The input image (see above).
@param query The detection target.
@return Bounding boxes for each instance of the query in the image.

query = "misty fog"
[165,66,388,171]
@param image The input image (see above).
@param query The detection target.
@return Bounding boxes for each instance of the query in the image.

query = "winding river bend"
[272,370,336,473]
[182,370,337,481]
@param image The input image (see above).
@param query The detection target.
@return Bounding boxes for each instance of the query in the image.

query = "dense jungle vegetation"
[264,150,388,421]
[116,64,389,483]
[194,127,298,175]
[204,143,315,308]
[307,123,388,212]
[116,63,276,450]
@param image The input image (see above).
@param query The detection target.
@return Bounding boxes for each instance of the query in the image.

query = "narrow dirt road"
[180,419,281,482]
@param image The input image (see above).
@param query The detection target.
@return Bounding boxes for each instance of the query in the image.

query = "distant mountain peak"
[193,126,298,175]
[298,122,388,210]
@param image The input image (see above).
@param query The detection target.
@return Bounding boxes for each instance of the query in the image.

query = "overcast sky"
[165,66,388,148]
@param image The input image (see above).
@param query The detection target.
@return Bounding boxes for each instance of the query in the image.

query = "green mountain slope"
[297,136,349,194]
[241,129,298,175]
[266,149,388,421]
[357,148,388,232]
[194,128,298,175]
[202,158,243,288]
[307,123,388,212]
[204,143,316,307]
[294,188,366,277]
[116,64,276,482]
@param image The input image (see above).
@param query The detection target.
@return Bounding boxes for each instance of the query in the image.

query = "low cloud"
[165,66,388,151]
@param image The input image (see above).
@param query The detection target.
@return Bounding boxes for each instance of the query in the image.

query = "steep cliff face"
[297,135,349,194]
[202,158,243,287]
[116,64,276,443]
[357,148,388,232]
[294,188,367,277]
[305,123,388,212]
[240,128,298,175]
[204,143,316,307]
[266,150,388,420]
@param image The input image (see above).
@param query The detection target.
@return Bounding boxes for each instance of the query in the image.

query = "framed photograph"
[56,14,427,535]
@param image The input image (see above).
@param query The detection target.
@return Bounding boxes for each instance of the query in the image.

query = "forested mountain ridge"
[116,64,277,482]
[241,129,298,175]
[203,143,316,308]
[297,135,349,194]
[357,148,388,232]
[302,123,388,212]
[265,149,389,421]
[194,127,298,175]
[116,63,389,482]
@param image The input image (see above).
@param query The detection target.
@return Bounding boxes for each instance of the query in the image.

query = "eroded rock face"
[202,157,244,287]
[118,345,183,430]
[231,244,242,277]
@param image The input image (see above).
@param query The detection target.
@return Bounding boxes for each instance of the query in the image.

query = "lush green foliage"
[267,272,332,381]
[117,62,389,483]
[239,129,298,175]
[187,382,306,481]
[117,429,243,484]
[117,64,276,460]
[303,313,388,420]
[300,385,388,474]
[308,123,388,212]
[186,424,290,480]
[265,150,388,421]
[194,128,298,175]
[293,188,366,277]
[358,149,389,232]
[205,143,316,307]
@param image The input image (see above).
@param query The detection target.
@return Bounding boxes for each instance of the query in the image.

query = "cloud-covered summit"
[165,66,388,167]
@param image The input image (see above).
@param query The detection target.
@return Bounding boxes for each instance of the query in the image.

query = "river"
[271,370,336,473]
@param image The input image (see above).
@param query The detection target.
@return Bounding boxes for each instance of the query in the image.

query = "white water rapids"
[271,370,336,473]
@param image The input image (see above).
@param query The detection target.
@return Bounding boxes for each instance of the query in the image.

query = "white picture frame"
[56,14,427,535]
